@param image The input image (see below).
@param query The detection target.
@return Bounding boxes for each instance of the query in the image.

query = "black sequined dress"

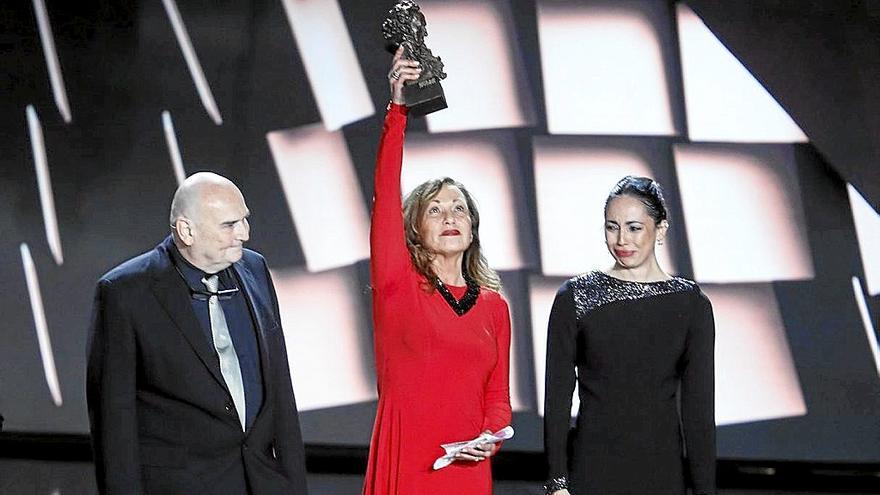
[543,271,716,495]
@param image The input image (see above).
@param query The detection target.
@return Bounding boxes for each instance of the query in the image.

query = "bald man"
[87,173,307,494]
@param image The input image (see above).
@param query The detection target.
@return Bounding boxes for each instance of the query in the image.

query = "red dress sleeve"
[481,296,512,433]
[370,103,413,293]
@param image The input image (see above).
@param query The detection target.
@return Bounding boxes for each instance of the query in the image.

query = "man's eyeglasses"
[172,264,240,301]
[190,287,240,301]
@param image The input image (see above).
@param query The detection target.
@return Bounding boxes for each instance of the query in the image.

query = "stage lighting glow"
[271,266,375,411]
[267,125,370,272]
[675,144,814,283]
[161,0,223,125]
[676,4,808,143]
[20,243,63,407]
[26,105,63,267]
[32,0,71,123]
[506,305,528,412]
[705,284,806,425]
[162,111,186,186]
[281,0,373,131]
[847,184,880,296]
[537,1,676,135]
[418,0,534,133]
[533,138,676,277]
[401,135,525,270]
[529,276,578,417]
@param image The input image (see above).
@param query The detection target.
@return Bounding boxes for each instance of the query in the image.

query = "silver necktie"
[203,275,246,431]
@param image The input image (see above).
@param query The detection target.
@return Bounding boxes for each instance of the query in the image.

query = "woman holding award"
[361,44,512,495]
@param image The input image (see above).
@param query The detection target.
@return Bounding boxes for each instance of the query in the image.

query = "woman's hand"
[454,430,499,462]
[388,45,422,105]
[551,490,571,495]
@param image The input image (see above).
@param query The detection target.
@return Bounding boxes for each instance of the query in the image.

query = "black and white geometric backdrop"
[1,0,879,464]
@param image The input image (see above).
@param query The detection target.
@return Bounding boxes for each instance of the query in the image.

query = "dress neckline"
[434,277,480,316]
[598,270,675,285]
[568,271,696,318]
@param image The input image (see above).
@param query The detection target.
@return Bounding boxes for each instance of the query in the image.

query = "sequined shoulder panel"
[569,271,697,320]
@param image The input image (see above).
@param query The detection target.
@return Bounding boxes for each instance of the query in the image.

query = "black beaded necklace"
[434,276,480,316]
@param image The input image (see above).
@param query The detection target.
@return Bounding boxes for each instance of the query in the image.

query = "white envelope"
[432,425,515,470]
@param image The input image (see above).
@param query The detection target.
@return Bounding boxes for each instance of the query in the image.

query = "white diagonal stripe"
[26,105,63,266]
[847,184,880,296]
[280,0,374,130]
[161,0,223,125]
[20,243,63,407]
[852,277,880,378]
[32,0,72,124]
[162,111,186,186]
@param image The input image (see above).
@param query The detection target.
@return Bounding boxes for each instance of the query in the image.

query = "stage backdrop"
[1,0,879,463]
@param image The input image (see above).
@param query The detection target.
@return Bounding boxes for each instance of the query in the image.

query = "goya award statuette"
[382,0,448,116]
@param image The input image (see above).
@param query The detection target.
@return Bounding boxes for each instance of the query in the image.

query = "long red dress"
[362,103,512,494]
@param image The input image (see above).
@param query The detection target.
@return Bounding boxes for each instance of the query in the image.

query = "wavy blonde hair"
[402,177,501,292]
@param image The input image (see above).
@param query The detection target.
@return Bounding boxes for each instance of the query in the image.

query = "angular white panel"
[162,111,186,186]
[271,266,375,411]
[281,0,373,130]
[26,105,63,266]
[529,276,578,417]
[852,277,880,378]
[675,144,814,283]
[506,301,528,412]
[705,284,806,425]
[20,243,63,407]
[401,135,524,270]
[676,4,808,143]
[848,185,880,296]
[419,0,534,133]
[537,1,676,135]
[161,0,223,125]
[32,0,71,123]
[267,125,370,272]
[533,138,676,277]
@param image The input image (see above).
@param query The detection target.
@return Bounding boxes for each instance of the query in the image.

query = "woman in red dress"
[362,48,512,495]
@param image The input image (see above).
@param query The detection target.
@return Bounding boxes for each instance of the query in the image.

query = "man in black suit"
[87,172,308,494]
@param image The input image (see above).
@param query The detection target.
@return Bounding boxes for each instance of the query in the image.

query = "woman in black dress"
[543,176,716,495]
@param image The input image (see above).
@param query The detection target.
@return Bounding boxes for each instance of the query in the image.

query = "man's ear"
[175,218,195,246]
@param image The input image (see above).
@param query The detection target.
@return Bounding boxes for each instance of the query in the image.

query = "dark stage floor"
[1,459,878,495]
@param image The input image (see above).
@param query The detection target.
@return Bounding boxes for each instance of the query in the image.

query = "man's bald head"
[170,172,251,273]
[169,172,241,227]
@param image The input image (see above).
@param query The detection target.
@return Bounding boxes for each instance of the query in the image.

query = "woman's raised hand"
[388,45,422,105]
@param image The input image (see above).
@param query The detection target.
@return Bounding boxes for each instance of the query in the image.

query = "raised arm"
[681,290,717,495]
[370,47,422,292]
[543,282,578,494]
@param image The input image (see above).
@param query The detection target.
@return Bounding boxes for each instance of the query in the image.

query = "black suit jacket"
[86,236,308,494]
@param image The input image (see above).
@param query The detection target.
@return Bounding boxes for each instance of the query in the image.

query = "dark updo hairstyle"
[604,176,669,225]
